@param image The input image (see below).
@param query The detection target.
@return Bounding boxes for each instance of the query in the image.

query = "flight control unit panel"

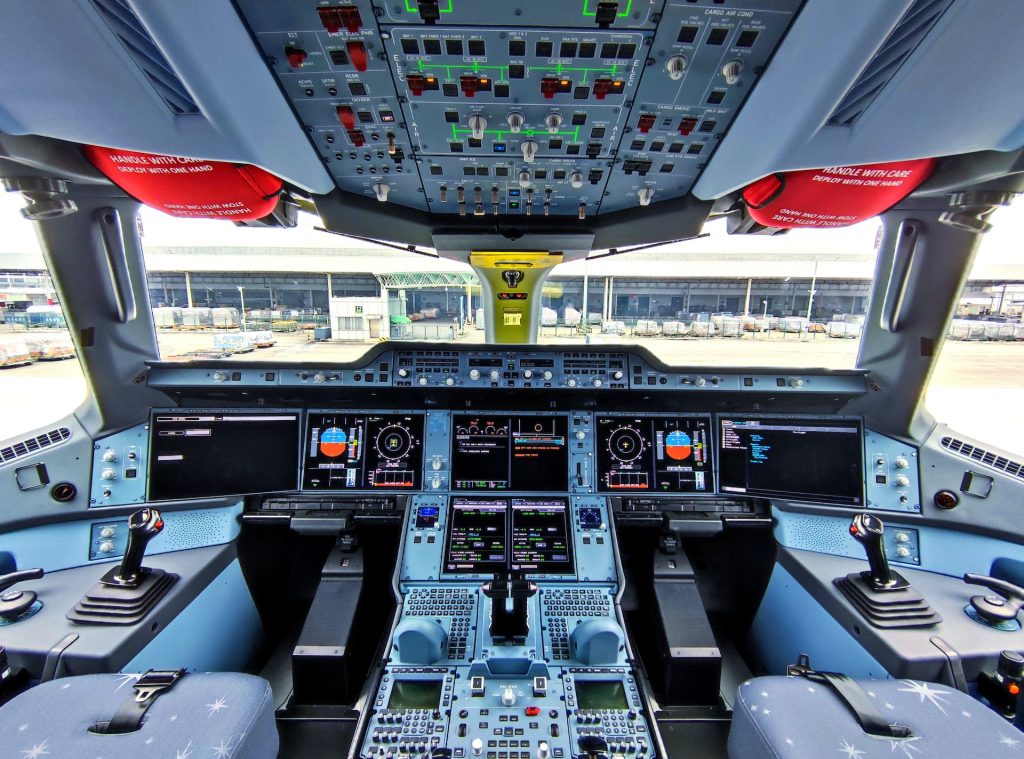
[232,0,804,216]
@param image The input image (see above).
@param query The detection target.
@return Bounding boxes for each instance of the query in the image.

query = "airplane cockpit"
[2,1,1024,757]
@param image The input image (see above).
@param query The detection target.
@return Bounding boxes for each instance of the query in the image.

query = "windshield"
[135,206,884,370]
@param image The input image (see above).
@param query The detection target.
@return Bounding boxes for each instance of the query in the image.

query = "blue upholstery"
[1,672,278,758]
[729,676,1024,758]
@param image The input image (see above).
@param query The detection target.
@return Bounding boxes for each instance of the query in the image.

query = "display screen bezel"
[594,414,716,495]
[716,414,865,506]
[386,679,444,710]
[442,496,575,576]
[450,413,570,492]
[300,410,425,492]
[147,410,301,501]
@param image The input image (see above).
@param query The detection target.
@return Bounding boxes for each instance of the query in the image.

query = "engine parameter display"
[451,415,568,491]
[443,497,574,575]
[596,416,713,493]
[149,412,299,500]
[302,413,424,490]
[718,416,864,506]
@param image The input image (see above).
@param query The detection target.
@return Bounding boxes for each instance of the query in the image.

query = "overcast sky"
[0,190,1020,263]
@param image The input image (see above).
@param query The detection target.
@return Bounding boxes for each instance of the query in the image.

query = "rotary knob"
[501,688,516,706]
[372,182,390,202]
[99,541,115,553]
[101,468,117,480]
[469,368,481,380]
[896,546,911,558]
[518,170,532,189]
[213,371,228,382]
[397,368,409,378]
[522,369,533,379]
[314,372,327,383]
[895,475,911,487]
[544,112,563,133]
[418,376,429,386]
[444,377,456,386]
[575,431,586,441]
[507,112,525,133]
[567,378,577,387]
[99,526,116,538]
[468,114,488,140]
[431,476,442,490]
[431,458,443,471]
[593,377,602,387]
[637,187,654,207]
[101,450,116,462]
[789,378,804,388]
[666,54,688,80]
[611,370,623,380]
[694,377,707,387]
[722,59,743,85]
[488,370,500,381]
[570,171,583,189]
[521,140,539,163]
[895,457,909,469]
[542,370,553,381]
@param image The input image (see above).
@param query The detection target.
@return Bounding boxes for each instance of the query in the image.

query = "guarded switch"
[346,40,368,72]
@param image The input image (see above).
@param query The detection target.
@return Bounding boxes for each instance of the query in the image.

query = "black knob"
[964,574,1024,624]
[998,650,1024,680]
[849,513,894,588]
[116,508,164,585]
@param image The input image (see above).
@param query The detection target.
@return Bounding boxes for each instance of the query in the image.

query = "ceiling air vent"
[828,0,954,126]
[940,436,1024,481]
[90,0,200,115]
[0,428,72,464]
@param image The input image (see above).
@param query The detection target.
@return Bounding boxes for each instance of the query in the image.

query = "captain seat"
[729,674,1024,758]
[1,670,278,758]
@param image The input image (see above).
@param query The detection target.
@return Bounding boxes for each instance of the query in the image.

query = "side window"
[926,198,1024,456]
[0,195,86,439]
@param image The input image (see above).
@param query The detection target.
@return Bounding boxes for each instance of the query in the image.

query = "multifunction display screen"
[596,416,714,493]
[450,415,568,491]
[443,497,574,575]
[718,417,864,506]
[149,412,299,500]
[302,413,424,490]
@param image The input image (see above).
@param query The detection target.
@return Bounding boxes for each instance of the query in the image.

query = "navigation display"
[149,412,299,500]
[444,498,508,574]
[302,413,424,490]
[443,497,573,575]
[718,417,864,506]
[596,416,714,493]
[451,415,568,491]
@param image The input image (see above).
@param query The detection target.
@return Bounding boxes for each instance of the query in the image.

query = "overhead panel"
[233,0,801,216]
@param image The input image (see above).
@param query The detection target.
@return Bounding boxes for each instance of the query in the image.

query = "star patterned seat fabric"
[728,676,1024,758]
[1,672,278,759]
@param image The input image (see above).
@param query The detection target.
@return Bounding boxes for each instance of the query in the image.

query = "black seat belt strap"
[803,671,913,739]
[97,669,186,735]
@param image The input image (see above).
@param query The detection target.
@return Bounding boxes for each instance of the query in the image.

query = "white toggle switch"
[521,140,539,163]
[501,687,516,706]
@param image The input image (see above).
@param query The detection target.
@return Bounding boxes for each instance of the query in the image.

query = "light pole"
[237,286,247,331]
[762,298,768,319]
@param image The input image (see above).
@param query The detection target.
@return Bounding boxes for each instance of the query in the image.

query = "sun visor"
[741,158,936,229]
[83,146,283,220]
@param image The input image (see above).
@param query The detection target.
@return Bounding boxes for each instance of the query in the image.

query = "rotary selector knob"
[100,526,116,539]
[544,112,563,133]
[789,378,804,388]
[896,546,911,558]
[612,371,623,380]
[431,476,442,490]
[507,112,525,133]
[314,372,327,383]
[666,54,688,80]
[489,370,500,381]
[518,170,532,189]
[101,450,117,462]
[895,475,911,487]
[372,182,390,202]
[397,368,409,378]
[501,688,516,706]
[472,738,484,756]
[895,532,911,543]
[99,541,115,554]
[593,377,602,387]
[468,114,488,140]
[570,171,584,189]
[418,376,429,386]
[542,370,553,381]
[101,468,117,481]
[213,371,228,382]
[895,457,910,469]
[638,187,654,207]
[567,378,577,387]
[444,377,456,386]
[575,431,586,441]
[432,458,443,471]
[694,377,707,387]
[522,369,533,379]
[722,59,743,85]
[469,368,481,380]
[521,140,539,163]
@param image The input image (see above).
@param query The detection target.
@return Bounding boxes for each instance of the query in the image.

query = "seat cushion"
[729,675,1024,758]
[1,672,278,759]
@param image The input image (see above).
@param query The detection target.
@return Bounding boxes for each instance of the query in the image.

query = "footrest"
[67,568,178,625]
[834,573,941,629]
